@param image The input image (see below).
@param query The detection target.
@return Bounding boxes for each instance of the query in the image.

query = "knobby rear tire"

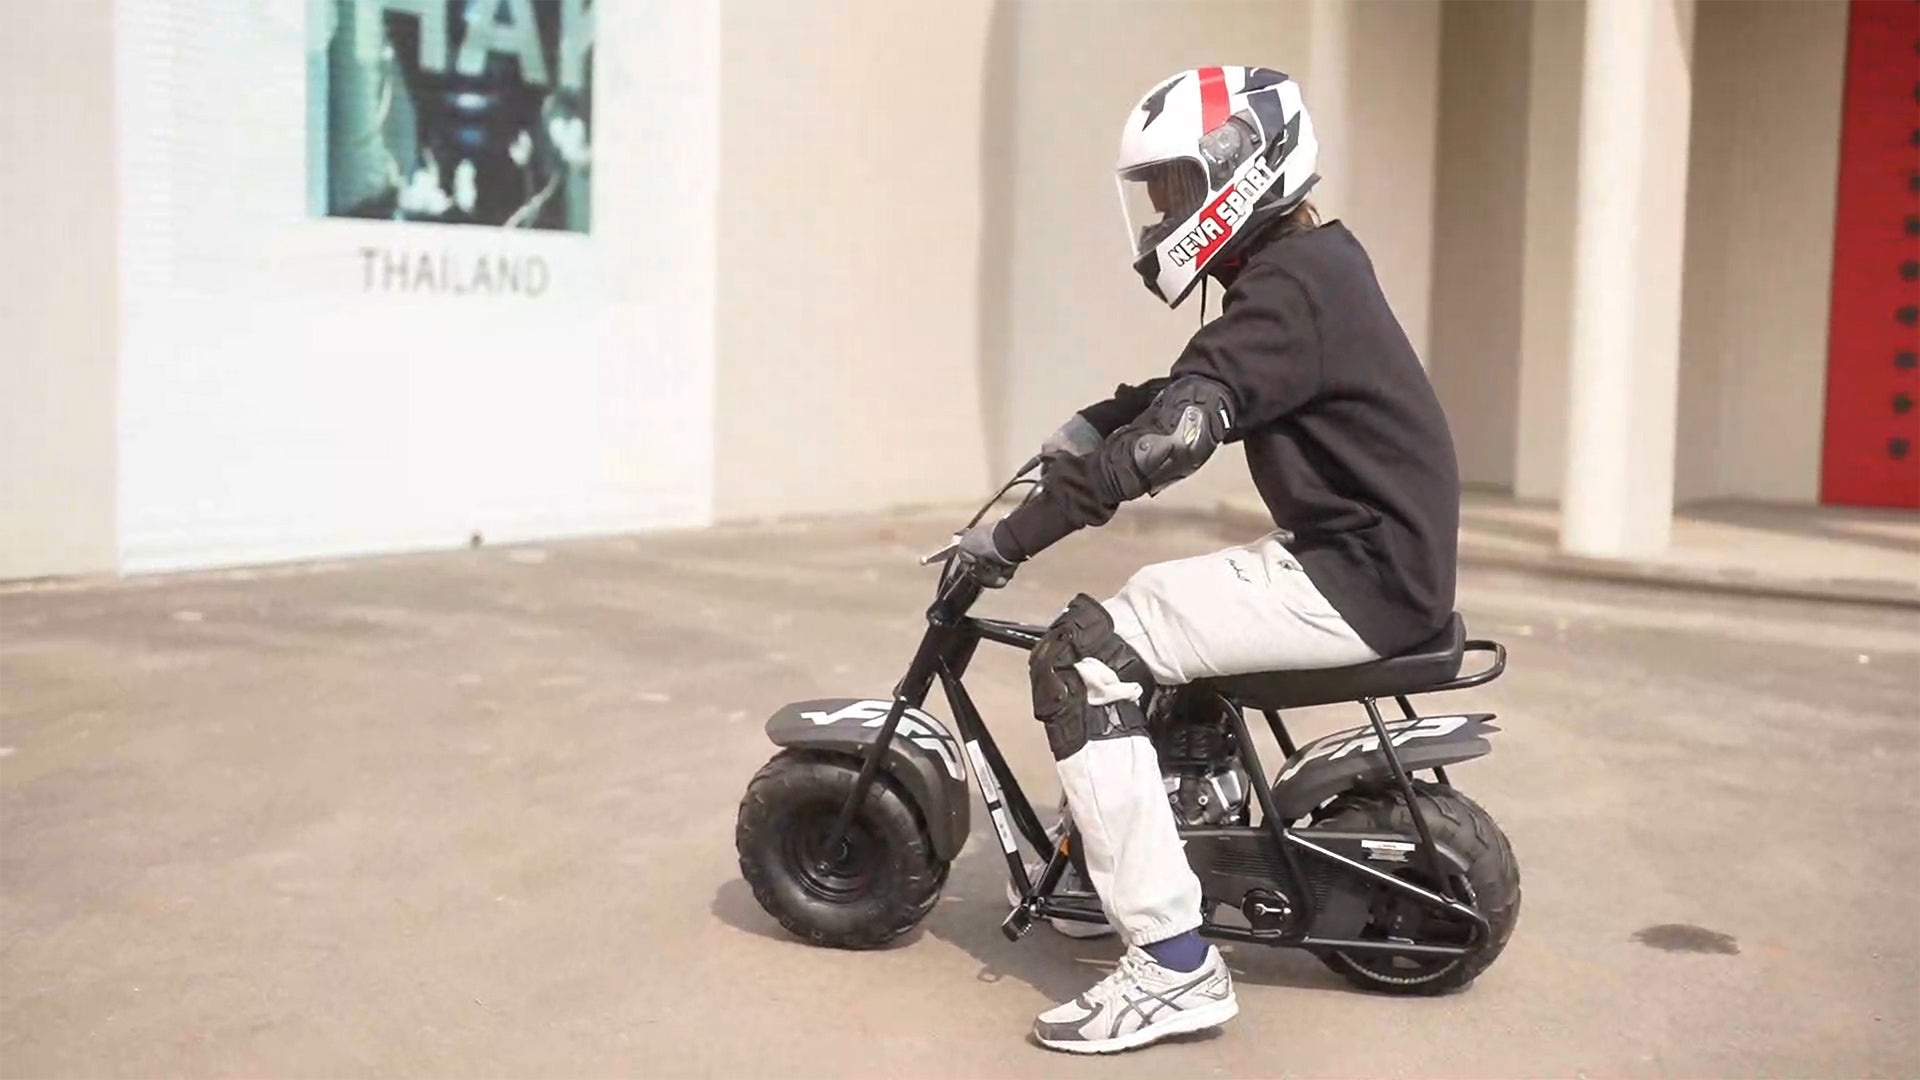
[1312,781,1521,995]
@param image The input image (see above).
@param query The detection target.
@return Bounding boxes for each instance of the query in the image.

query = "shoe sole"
[1034,994,1239,1054]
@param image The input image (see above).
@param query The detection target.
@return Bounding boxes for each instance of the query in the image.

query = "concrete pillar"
[1560,0,1694,557]
[1512,0,1583,501]
[1428,0,1530,489]
[0,0,119,579]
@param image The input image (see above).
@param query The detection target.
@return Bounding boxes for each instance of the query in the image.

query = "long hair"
[1276,198,1321,236]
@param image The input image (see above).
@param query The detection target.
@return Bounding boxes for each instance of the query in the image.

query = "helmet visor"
[1118,158,1208,257]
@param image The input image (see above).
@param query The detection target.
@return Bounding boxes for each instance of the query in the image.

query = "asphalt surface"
[3,510,1917,1078]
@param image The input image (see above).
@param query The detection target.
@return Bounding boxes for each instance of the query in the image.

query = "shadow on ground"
[710,843,1352,1007]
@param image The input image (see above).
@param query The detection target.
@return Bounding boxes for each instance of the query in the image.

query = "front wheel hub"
[787,818,876,902]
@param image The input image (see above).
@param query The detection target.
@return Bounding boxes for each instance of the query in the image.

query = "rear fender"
[765,698,971,861]
[1271,713,1499,822]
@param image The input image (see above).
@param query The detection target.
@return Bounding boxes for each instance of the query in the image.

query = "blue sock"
[1142,931,1208,973]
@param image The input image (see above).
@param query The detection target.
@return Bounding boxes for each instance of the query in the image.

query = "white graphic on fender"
[1275,715,1472,783]
[800,699,965,781]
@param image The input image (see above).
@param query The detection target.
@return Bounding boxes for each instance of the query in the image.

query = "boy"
[958,66,1461,1054]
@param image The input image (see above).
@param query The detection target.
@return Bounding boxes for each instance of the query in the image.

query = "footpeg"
[1001,903,1037,941]
[1241,888,1296,937]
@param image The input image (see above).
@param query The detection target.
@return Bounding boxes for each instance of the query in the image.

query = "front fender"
[765,698,971,861]
[1271,713,1500,822]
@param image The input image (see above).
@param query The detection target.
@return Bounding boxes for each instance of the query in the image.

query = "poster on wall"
[115,0,718,573]
[309,0,594,234]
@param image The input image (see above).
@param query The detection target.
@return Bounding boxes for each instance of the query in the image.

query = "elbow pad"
[1102,375,1234,500]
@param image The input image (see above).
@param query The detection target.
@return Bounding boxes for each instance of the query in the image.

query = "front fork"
[813,694,914,875]
[814,615,1079,940]
[812,612,953,872]
[816,595,1060,879]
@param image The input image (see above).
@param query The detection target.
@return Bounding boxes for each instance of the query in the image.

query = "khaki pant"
[1056,531,1377,945]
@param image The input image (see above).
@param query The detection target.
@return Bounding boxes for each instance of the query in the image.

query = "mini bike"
[735,467,1520,993]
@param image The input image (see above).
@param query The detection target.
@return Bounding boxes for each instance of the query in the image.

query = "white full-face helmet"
[1117,66,1319,307]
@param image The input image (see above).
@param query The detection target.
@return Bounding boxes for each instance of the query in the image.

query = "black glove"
[956,518,1017,588]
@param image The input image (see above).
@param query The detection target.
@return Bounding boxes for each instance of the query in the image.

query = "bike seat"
[1198,614,1467,711]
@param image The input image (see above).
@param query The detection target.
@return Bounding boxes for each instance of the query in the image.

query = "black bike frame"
[820,569,1494,961]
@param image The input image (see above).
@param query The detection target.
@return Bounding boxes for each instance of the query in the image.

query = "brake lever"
[919,537,960,566]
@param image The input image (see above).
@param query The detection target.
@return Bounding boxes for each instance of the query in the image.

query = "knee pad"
[1029,595,1155,760]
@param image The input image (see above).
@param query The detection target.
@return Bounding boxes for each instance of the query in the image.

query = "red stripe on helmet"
[1198,67,1229,132]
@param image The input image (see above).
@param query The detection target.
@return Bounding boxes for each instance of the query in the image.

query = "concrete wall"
[1428,0,1531,491]
[1,0,1851,580]
[5,0,1448,574]
[1331,0,1442,368]
[0,0,119,579]
[996,0,1440,512]
[713,0,994,520]
[1434,0,1840,507]
[998,1,1298,511]
[1675,0,1846,504]
[111,1,716,573]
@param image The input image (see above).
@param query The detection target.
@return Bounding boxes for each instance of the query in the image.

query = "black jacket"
[998,221,1460,658]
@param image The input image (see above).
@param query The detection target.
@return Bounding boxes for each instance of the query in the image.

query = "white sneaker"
[1005,859,1117,939]
[1032,944,1238,1054]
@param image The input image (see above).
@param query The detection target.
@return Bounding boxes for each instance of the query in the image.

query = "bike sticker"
[966,741,1002,802]
[1275,715,1472,783]
[1360,839,1415,863]
[989,808,1018,855]
[800,699,964,781]
[966,740,1018,854]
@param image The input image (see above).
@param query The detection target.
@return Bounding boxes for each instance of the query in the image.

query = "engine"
[1149,691,1252,827]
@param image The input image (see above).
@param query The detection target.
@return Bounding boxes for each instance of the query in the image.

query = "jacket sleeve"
[993,451,1112,561]
[1168,264,1322,436]
[994,266,1321,562]
[1076,377,1172,436]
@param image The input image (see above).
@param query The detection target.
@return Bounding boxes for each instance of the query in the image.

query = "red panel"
[1820,0,1920,508]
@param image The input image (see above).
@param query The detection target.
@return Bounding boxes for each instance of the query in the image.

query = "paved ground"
[1225,492,1920,608]
[3,510,1917,1078]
